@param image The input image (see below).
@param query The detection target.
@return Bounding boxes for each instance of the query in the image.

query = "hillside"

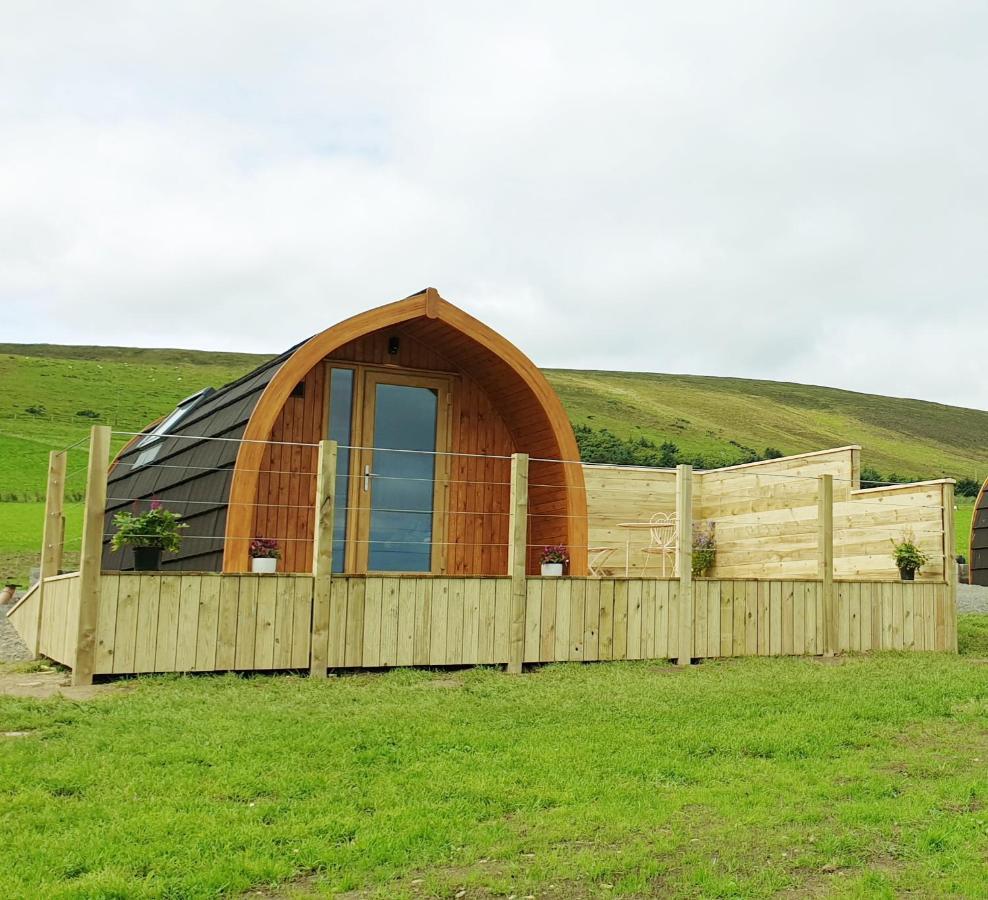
[2,343,987,500]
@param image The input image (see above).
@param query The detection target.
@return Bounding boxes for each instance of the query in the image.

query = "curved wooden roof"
[971,479,988,586]
[223,288,588,572]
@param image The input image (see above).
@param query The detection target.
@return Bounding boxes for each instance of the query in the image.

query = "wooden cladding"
[227,290,587,574]
[248,319,579,576]
[14,572,956,676]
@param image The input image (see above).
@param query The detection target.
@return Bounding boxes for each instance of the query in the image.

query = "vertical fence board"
[902,583,915,650]
[493,578,510,663]
[583,579,600,660]
[112,575,141,674]
[174,576,201,672]
[569,580,586,660]
[524,579,542,663]
[780,582,794,656]
[414,579,433,666]
[235,577,258,670]
[253,576,278,669]
[379,577,400,667]
[613,580,629,660]
[195,576,222,671]
[624,580,642,660]
[292,578,312,668]
[598,580,615,660]
[891,582,904,650]
[396,578,417,667]
[215,576,241,670]
[344,578,366,667]
[554,580,572,662]
[272,577,296,669]
[665,580,678,660]
[153,575,183,672]
[429,579,449,665]
[133,576,162,674]
[477,578,496,664]
[540,579,558,662]
[732,581,746,656]
[365,576,387,667]
[445,579,464,666]
[94,576,120,675]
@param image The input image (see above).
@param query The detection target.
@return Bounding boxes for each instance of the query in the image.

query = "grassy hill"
[0,344,983,581]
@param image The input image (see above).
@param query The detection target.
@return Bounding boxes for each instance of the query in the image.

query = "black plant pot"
[898,567,916,582]
[133,546,163,572]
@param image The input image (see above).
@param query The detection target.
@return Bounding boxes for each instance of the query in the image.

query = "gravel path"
[0,602,33,663]
[958,583,988,614]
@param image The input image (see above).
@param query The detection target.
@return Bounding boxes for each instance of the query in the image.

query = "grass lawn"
[1,622,987,898]
[0,501,83,586]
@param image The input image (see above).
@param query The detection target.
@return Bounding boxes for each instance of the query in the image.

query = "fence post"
[72,425,110,686]
[818,474,836,656]
[507,452,529,674]
[310,439,338,677]
[676,464,693,666]
[35,450,68,656]
[943,480,957,651]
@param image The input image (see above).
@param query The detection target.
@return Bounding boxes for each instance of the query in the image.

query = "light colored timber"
[72,425,110,686]
[507,453,529,673]
[35,450,67,656]
[818,474,836,656]
[676,465,694,665]
[10,571,962,677]
[310,440,337,676]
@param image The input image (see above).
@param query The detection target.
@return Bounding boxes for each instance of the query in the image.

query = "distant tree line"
[574,424,983,496]
[573,424,783,470]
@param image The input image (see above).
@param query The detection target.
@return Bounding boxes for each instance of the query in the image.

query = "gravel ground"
[0,602,33,663]
[958,583,988,614]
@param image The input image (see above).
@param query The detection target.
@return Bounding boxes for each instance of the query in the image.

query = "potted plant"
[250,538,281,574]
[891,532,928,581]
[540,545,568,577]
[110,501,187,571]
[692,521,716,578]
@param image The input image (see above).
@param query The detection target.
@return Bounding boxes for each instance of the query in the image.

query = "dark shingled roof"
[972,480,988,586]
[102,342,305,572]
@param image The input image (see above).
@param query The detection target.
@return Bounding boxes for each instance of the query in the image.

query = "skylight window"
[132,388,213,468]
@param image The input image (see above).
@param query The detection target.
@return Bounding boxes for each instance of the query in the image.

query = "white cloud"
[1,1,986,409]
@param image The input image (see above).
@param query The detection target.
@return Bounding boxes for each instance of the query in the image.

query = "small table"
[617,521,677,577]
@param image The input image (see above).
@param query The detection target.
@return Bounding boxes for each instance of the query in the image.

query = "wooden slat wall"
[34,574,80,667]
[91,574,312,675]
[583,466,678,574]
[252,328,516,576]
[582,449,950,582]
[21,573,952,677]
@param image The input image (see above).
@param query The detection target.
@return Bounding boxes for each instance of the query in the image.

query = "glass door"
[354,372,450,573]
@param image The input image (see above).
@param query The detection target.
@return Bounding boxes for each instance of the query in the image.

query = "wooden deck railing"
[8,573,957,675]
[5,427,959,680]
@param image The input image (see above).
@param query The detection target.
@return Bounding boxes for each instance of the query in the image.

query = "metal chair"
[640,513,678,576]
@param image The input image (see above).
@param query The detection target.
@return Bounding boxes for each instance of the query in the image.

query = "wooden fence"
[8,573,957,675]
[5,428,959,682]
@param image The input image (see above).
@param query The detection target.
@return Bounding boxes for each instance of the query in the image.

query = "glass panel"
[328,369,354,572]
[368,384,438,572]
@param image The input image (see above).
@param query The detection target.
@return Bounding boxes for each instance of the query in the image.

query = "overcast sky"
[2,2,986,410]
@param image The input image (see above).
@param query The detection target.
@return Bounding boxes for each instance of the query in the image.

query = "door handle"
[363,464,371,492]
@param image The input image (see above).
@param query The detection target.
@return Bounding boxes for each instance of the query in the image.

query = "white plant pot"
[541,563,563,577]
[251,557,278,574]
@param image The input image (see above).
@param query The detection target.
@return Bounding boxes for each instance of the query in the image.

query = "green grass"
[546,369,988,480]
[1,344,984,582]
[1,635,987,898]
[0,346,267,500]
[0,502,83,584]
